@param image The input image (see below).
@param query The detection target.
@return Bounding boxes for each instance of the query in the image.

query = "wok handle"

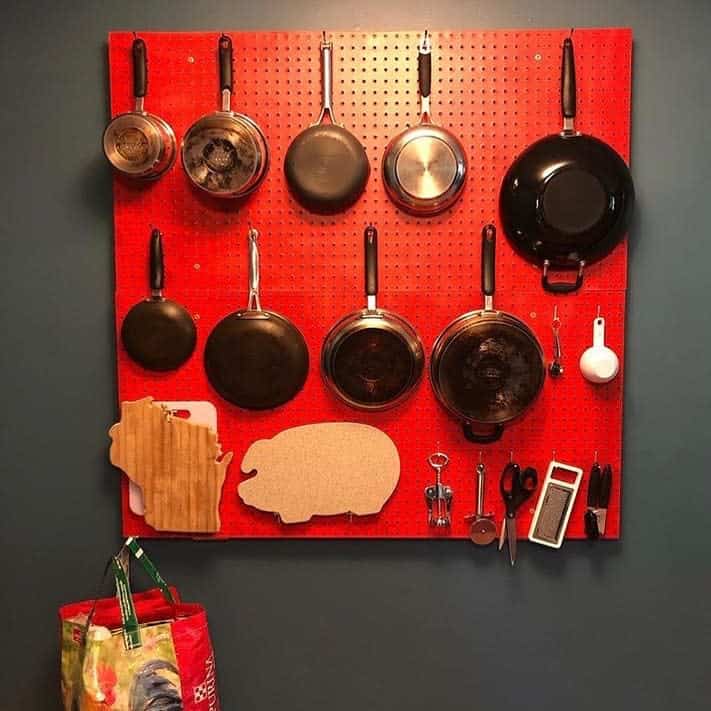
[418,31,432,99]
[481,224,496,298]
[219,34,233,92]
[561,36,576,121]
[132,38,147,99]
[149,228,164,293]
[364,225,378,297]
[463,422,504,444]
[542,259,584,294]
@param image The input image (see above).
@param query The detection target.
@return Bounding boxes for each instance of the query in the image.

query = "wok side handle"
[542,260,585,294]
[462,422,504,444]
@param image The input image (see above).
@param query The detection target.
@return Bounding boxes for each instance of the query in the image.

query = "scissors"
[498,462,538,566]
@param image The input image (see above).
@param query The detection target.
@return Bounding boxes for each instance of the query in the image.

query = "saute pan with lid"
[382,30,467,216]
[284,33,370,214]
[103,37,176,180]
[321,225,424,410]
[204,228,309,410]
[499,35,635,293]
[182,35,269,199]
[430,224,545,443]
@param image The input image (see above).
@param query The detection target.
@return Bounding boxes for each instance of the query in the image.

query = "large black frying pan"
[430,224,545,443]
[284,33,370,214]
[204,228,309,410]
[121,228,197,371]
[321,225,424,410]
[499,35,635,293]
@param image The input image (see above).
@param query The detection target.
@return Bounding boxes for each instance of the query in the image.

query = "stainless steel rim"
[321,308,425,411]
[429,309,545,425]
[181,111,269,198]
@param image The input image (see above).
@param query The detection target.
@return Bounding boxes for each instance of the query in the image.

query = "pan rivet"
[193,263,200,270]
[187,56,195,64]
[530,311,537,319]
[534,53,542,61]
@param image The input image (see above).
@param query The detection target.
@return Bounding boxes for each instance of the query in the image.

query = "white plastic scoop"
[580,312,619,384]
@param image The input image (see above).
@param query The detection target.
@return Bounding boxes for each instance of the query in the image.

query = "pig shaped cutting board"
[238,423,400,523]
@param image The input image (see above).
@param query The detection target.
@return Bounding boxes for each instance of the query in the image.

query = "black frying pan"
[430,225,545,443]
[284,33,370,214]
[499,35,635,293]
[121,228,197,371]
[321,225,424,410]
[204,228,309,409]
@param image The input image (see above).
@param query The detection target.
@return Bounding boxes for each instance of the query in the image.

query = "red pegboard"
[109,28,632,539]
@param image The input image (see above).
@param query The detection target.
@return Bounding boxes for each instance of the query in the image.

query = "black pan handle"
[149,228,164,292]
[462,422,504,444]
[587,463,601,507]
[481,224,496,298]
[562,36,576,120]
[418,31,432,99]
[132,38,147,99]
[599,465,612,508]
[365,224,378,297]
[219,34,233,92]
[542,260,584,294]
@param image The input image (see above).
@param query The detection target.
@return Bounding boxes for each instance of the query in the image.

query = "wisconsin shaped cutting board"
[239,422,400,524]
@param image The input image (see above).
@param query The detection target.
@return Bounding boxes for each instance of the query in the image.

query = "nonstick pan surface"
[321,225,423,410]
[430,225,545,443]
[121,228,196,372]
[204,229,309,410]
[284,35,369,214]
[499,36,634,293]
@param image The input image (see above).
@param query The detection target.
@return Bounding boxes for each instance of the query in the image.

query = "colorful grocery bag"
[60,538,220,710]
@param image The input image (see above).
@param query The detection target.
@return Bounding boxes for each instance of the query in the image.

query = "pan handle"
[481,224,496,307]
[149,228,164,295]
[418,30,432,120]
[219,35,233,110]
[247,228,262,311]
[542,259,585,294]
[462,422,504,444]
[561,36,576,130]
[316,33,339,125]
[364,224,378,306]
[132,38,147,103]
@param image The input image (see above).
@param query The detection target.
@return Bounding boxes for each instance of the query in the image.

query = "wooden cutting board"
[109,397,232,533]
[238,422,400,524]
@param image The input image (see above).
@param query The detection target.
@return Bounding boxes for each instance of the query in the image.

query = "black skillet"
[284,33,370,214]
[121,228,196,371]
[499,35,635,293]
[430,224,545,443]
[204,228,309,410]
[321,225,424,410]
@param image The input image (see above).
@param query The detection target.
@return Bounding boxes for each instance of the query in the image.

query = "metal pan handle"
[364,224,378,308]
[462,422,504,444]
[561,36,576,131]
[149,228,164,296]
[315,33,339,125]
[247,228,262,311]
[418,30,432,120]
[132,38,147,108]
[219,35,233,111]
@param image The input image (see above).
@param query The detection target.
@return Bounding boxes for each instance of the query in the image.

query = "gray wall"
[1,1,709,709]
